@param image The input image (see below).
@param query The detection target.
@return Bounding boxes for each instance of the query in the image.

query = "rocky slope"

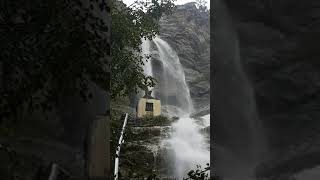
[111,98,176,178]
[220,0,320,178]
[159,3,210,112]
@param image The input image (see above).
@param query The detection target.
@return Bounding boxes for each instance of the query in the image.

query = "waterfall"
[149,37,210,179]
[213,0,267,179]
[153,37,194,116]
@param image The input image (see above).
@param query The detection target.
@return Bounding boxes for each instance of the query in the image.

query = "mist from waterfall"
[142,36,210,179]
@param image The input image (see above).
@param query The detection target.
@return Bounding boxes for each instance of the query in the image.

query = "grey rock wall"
[159,3,210,112]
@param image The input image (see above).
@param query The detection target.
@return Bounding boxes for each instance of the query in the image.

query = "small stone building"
[137,90,161,118]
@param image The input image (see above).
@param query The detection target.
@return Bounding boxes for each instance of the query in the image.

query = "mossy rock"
[135,115,178,127]
[125,127,161,142]
[119,148,155,178]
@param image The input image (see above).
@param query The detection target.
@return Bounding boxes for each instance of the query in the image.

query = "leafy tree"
[184,163,210,180]
[0,0,110,124]
[195,0,209,12]
[110,0,175,98]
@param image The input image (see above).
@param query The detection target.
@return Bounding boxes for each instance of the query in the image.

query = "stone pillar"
[87,116,110,177]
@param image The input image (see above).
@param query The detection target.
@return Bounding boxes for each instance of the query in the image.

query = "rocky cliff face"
[158,3,210,112]
[220,0,320,178]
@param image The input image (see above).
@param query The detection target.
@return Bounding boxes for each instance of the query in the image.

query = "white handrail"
[48,163,71,180]
[48,164,59,180]
[114,113,128,180]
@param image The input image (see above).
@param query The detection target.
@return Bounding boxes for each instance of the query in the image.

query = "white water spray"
[149,37,210,179]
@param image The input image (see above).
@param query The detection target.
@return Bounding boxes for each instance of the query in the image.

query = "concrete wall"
[137,98,161,118]
[87,116,110,177]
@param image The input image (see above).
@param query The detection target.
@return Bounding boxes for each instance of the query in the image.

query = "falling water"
[213,0,267,179]
[165,116,210,179]
[150,37,210,179]
[152,37,193,115]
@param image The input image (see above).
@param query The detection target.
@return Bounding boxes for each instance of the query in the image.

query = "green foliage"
[195,0,209,13]
[0,0,110,123]
[184,163,210,180]
[0,143,49,180]
[111,0,175,98]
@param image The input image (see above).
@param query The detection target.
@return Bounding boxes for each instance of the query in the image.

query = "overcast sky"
[121,0,210,9]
